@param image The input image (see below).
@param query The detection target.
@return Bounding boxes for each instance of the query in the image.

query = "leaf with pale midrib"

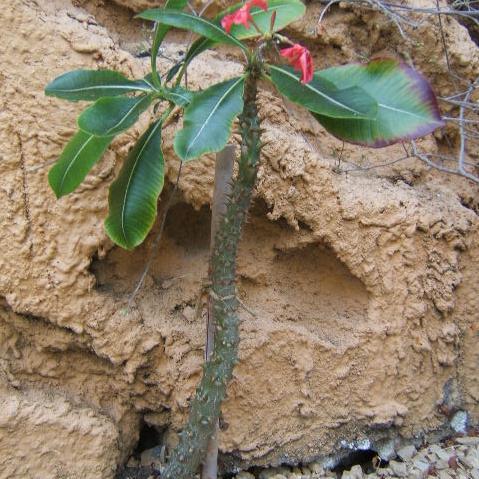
[162,86,194,107]
[150,0,188,87]
[105,120,165,250]
[78,95,153,137]
[45,69,151,102]
[269,65,378,119]
[136,9,246,51]
[174,77,244,161]
[312,59,444,147]
[48,131,113,198]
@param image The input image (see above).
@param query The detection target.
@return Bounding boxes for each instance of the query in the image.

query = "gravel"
[231,435,479,479]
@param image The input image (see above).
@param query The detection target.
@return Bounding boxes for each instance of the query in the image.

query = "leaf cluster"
[45,0,443,250]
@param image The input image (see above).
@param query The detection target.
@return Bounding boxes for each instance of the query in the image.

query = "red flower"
[221,4,252,32]
[250,0,268,10]
[221,0,268,33]
[280,43,314,84]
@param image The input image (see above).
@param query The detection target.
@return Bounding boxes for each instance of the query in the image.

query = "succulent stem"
[161,62,261,479]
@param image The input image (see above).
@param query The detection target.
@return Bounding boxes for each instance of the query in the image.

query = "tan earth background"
[0,0,478,478]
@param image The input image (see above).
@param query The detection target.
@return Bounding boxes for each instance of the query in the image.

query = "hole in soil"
[134,421,163,455]
[332,449,388,475]
[89,201,211,306]
[163,202,211,252]
[114,421,165,479]
[239,217,370,347]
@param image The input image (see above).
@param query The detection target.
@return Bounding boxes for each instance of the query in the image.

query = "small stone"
[456,436,479,446]
[438,472,453,479]
[140,445,163,469]
[390,460,408,477]
[429,445,452,462]
[260,468,290,479]
[455,447,466,459]
[412,457,430,473]
[397,445,417,461]
[301,466,312,476]
[309,462,324,474]
[236,473,255,479]
[341,467,363,479]
[434,459,449,470]
[448,454,459,470]
[350,465,363,479]
[270,475,287,479]
[471,469,479,479]
[407,469,424,479]
[450,411,468,433]
[462,451,479,469]
[126,456,139,467]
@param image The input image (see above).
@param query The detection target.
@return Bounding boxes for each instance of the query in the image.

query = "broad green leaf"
[226,0,306,39]
[136,9,247,51]
[45,70,151,101]
[162,86,194,106]
[174,76,244,161]
[269,65,378,119]
[48,131,113,198]
[105,120,165,250]
[313,59,444,147]
[78,95,153,137]
[150,0,188,87]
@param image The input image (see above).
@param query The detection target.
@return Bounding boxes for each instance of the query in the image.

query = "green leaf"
[169,37,210,83]
[105,120,165,250]
[136,9,247,51]
[313,59,444,147]
[165,61,184,83]
[162,86,194,106]
[184,37,212,68]
[45,70,151,102]
[48,131,113,198]
[226,0,306,39]
[269,65,378,119]
[78,95,153,137]
[150,0,188,87]
[174,76,244,161]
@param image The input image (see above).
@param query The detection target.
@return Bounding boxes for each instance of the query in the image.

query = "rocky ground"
[118,433,479,479]
[234,437,479,479]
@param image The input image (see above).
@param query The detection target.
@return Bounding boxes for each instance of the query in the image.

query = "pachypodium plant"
[45,0,443,477]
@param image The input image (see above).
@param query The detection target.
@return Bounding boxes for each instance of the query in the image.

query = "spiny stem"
[161,63,262,479]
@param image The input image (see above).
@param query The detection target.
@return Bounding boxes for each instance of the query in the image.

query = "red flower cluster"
[280,44,314,84]
[221,0,268,33]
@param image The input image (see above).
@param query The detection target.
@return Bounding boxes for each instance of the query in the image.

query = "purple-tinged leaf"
[312,58,444,147]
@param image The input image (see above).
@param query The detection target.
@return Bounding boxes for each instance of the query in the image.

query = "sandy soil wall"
[0,0,477,477]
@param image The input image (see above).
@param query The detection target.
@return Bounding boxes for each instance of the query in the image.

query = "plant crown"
[45,0,444,250]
